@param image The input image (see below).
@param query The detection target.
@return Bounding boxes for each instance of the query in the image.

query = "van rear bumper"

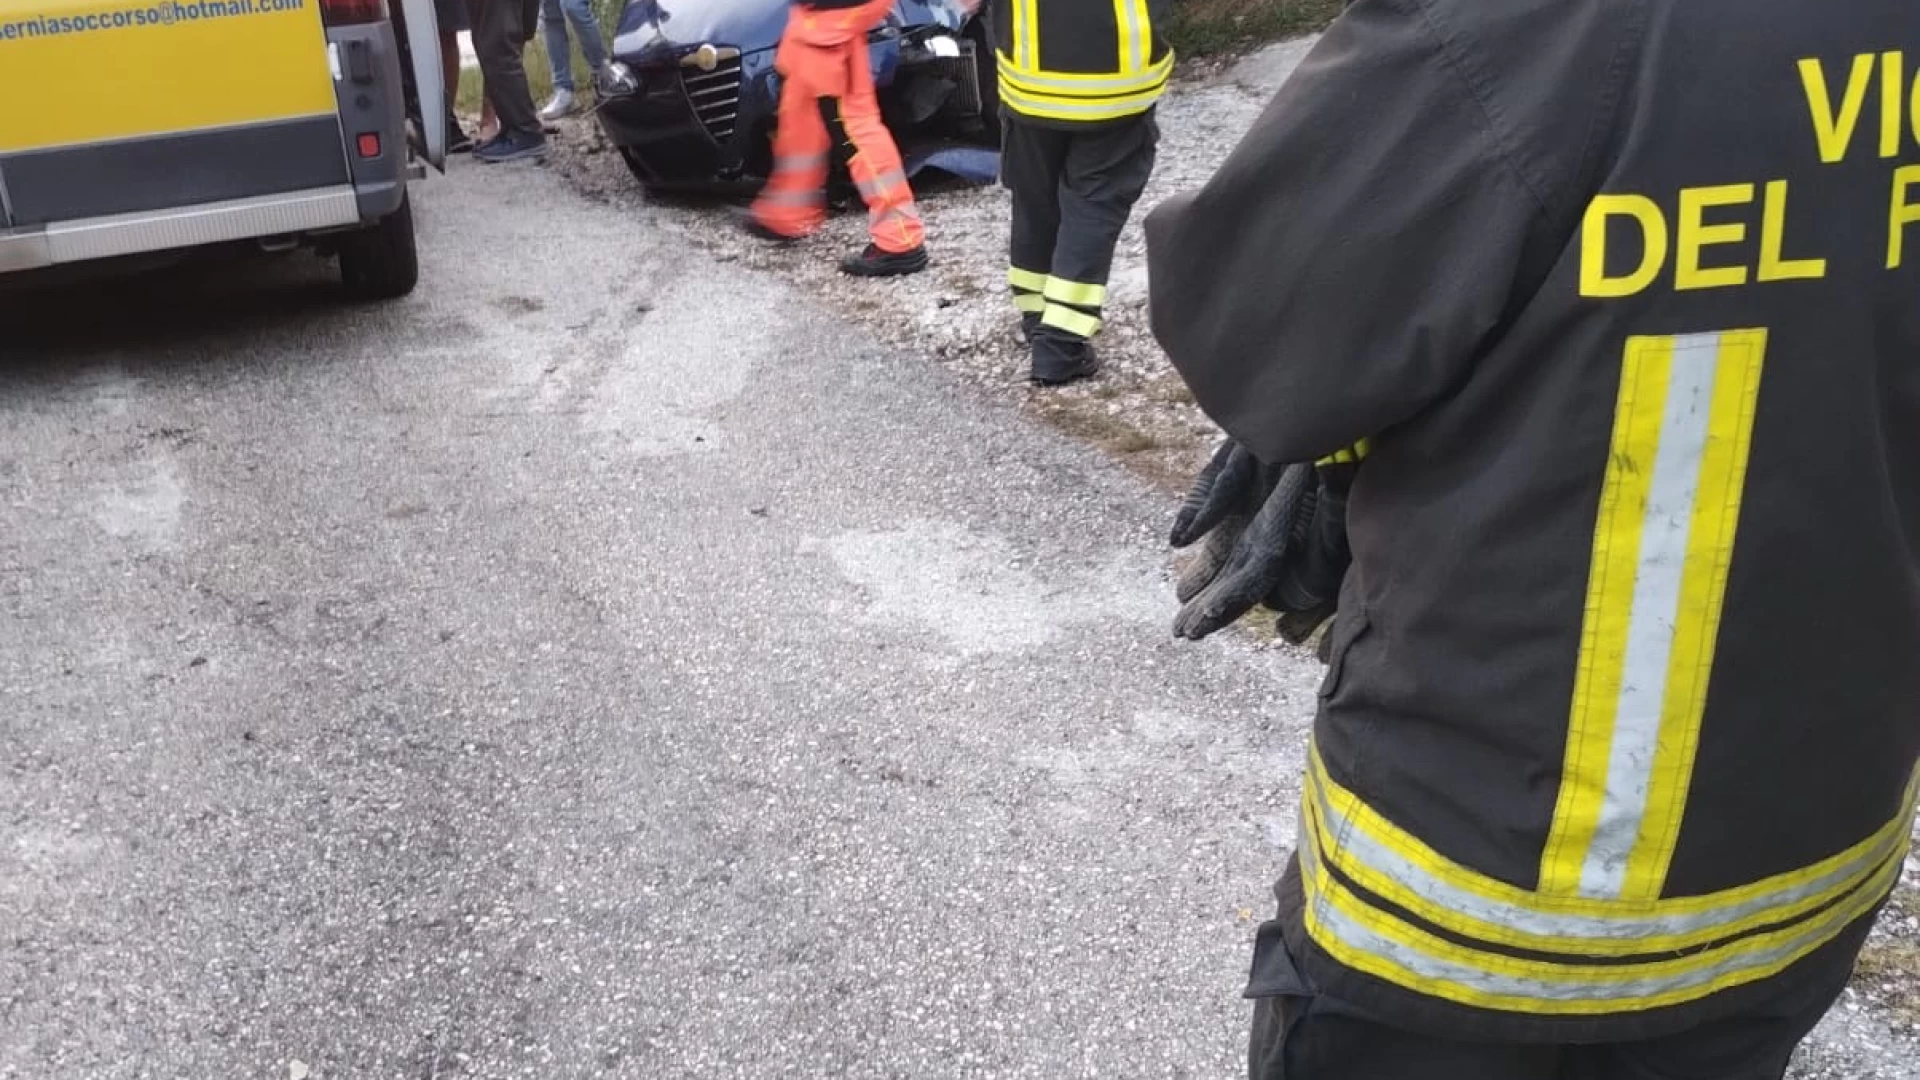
[0,186,362,273]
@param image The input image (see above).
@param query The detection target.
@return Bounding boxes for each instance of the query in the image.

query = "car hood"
[611,0,968,64]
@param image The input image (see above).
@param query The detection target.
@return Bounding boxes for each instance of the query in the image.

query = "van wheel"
[338,193,420,301]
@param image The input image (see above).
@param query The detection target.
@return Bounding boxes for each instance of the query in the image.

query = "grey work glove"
[1169,440,1354,647]
[1168,439,1288,597]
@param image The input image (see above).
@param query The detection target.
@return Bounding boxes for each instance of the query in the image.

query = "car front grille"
[945,39,985,116]
[681,57,744,144]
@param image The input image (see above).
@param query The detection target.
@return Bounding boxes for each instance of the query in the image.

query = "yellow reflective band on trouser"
[1040,304,1102,338]
[1317,440,1371,466]
[1304,745,1920,958]
[1299,787,1909,1015]
[1011,268,1048,314]
[1043,277,1107,308]
[1541,330,1770,902]
[1009,267,1049,293]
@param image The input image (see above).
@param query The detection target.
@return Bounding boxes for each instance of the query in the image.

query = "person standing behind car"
[992,0,1169,384]
[472,0,548,162]
[536,0,613,121]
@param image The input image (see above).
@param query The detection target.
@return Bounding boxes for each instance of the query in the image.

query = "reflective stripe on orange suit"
[750,0,926,254]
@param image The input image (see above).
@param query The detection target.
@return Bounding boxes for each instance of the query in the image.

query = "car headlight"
[599,62,643,97]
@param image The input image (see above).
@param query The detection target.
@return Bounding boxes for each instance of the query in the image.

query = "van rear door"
[397,0,445,169]
[0,0,349,227]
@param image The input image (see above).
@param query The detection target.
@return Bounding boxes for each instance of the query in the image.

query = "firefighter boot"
[1030,332,1101,385]
[840,244,929,277]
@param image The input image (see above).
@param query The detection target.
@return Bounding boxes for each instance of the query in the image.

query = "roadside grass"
[1047,403,1163,455]
[1165,0,1343,56]
[456,44,590,116]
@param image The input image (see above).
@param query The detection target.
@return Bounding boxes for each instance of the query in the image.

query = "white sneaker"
[538,88,577,121]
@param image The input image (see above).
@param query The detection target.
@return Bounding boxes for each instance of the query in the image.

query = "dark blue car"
[595,0,998,193]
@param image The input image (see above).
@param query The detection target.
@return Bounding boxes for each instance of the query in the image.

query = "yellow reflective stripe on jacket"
[1043,277,1108,308]
[1011,0,1036,70]
[1113,0,1151,72]
[998,79,1169,124]
[996,51,1174,96]
[1300,796,1907,1015]
[1541,330,1769,901]
[1305,745,1920,957]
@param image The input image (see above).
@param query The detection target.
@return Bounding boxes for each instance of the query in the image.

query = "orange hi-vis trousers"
[750,0,925,254]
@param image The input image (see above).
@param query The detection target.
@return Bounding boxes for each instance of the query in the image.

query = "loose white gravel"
[549,40,1321,491]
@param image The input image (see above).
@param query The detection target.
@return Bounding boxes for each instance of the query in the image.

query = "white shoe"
[538,88,577,121]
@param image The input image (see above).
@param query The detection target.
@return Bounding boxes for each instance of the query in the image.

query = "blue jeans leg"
[562,0,609,71]
[540,0,574,92]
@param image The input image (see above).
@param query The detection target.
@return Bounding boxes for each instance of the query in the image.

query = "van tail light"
[320,0,388,25]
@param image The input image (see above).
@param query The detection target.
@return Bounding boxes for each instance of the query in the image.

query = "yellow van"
[0,0,447,298]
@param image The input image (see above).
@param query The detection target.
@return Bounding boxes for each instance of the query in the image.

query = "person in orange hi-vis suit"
[746,0,931,277]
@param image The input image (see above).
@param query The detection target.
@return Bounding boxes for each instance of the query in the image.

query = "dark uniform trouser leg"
[1036,111,1157,348]
[1250,978,1837,1080]
[1003,118,1071,338]
[473,0,542,139]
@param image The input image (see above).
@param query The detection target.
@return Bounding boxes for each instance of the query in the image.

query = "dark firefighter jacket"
[990,0,1172,126]
[1145,0,1920,1045]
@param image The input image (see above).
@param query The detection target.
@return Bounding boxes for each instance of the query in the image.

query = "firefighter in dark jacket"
[992,0,1170,384]
[1146,0,1920,1076]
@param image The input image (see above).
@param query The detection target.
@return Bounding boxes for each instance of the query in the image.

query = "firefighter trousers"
[1248,937,1845,1080]
[1003,112,1158,346]
[751,4,925,255]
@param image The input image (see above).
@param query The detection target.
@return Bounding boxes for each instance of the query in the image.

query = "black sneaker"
[1029,337,1102,385]
[840,244,929,278]
[448,112,476,154]
[475,131,548,164]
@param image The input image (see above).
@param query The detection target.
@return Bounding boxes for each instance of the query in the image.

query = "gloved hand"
[1169,440,1355,647]
[1168,440,1287,600]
